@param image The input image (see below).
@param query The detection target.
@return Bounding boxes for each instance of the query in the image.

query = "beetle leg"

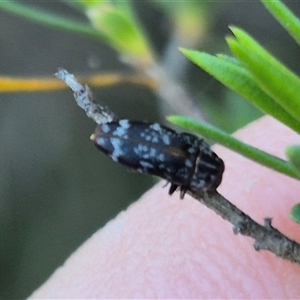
[168,183,178,196]
[179,186,188,199]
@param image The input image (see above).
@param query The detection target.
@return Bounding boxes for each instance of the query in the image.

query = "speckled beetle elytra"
[55,69,224,199]
[92,120,224,198]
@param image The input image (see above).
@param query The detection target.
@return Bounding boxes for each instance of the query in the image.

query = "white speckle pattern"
[151,135,159,143]
[56,70,225,198]
[140,161,154,169]
[150,123,162,131]
[143,134,152,142]
[162,134,171,145]
[110,138,124,162]
[97,137,106,146]
[150,148,157,157]
[119,119,131,129]
[113,126,127,137]
[134,145,150,158]
[93,120,224,198]
[157,153,165,161]
[101,124,110,133]
[185,159,193,168]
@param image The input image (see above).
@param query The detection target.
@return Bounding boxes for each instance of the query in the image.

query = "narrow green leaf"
[290,203,300,224]
[77,0,106,7]
[286,145,300,176]
[228,27,300,123]
[262,0,300,46]
[87,8,144,56]
[112,0,135,18]
[180,48,300,134]
[86,4,153,63]
[0,2,104,40]
[216,54,242,67]
[167,115,299,180]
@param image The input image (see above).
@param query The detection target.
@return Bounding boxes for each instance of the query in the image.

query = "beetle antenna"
[55,68,117,125]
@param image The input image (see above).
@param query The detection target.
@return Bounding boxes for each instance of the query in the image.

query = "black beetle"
[54,69,224,198]
[92,119,224,198]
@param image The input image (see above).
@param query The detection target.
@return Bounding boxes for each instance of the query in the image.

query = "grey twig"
[55,68,117,124]
[189,189,300,265]
[56,68,300,266]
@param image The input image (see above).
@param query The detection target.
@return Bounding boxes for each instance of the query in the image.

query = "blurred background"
[1,1,300,298]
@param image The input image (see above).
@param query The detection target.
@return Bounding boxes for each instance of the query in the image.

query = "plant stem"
[148,64,205,121]
[190,189,300,265]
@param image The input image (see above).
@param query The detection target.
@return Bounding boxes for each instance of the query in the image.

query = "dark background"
[1,1,300,299]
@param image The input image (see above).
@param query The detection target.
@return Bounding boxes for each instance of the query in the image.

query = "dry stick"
[189,189,300,265]
[56,68,300,266]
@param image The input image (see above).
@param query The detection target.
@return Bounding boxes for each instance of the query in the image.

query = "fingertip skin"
[30,116,300,299]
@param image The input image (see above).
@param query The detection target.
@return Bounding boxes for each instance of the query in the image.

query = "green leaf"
[77,0,106,8]
[228,26,300,123]
[0,2,154,65]
[0,2,104,40]
[286,145,300,176]
[216,54,242,67]
[290,203,300,224]
[180,48,300,134]
[262,0,300,46]
[86,3,153,64]
[167,115,299,180]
